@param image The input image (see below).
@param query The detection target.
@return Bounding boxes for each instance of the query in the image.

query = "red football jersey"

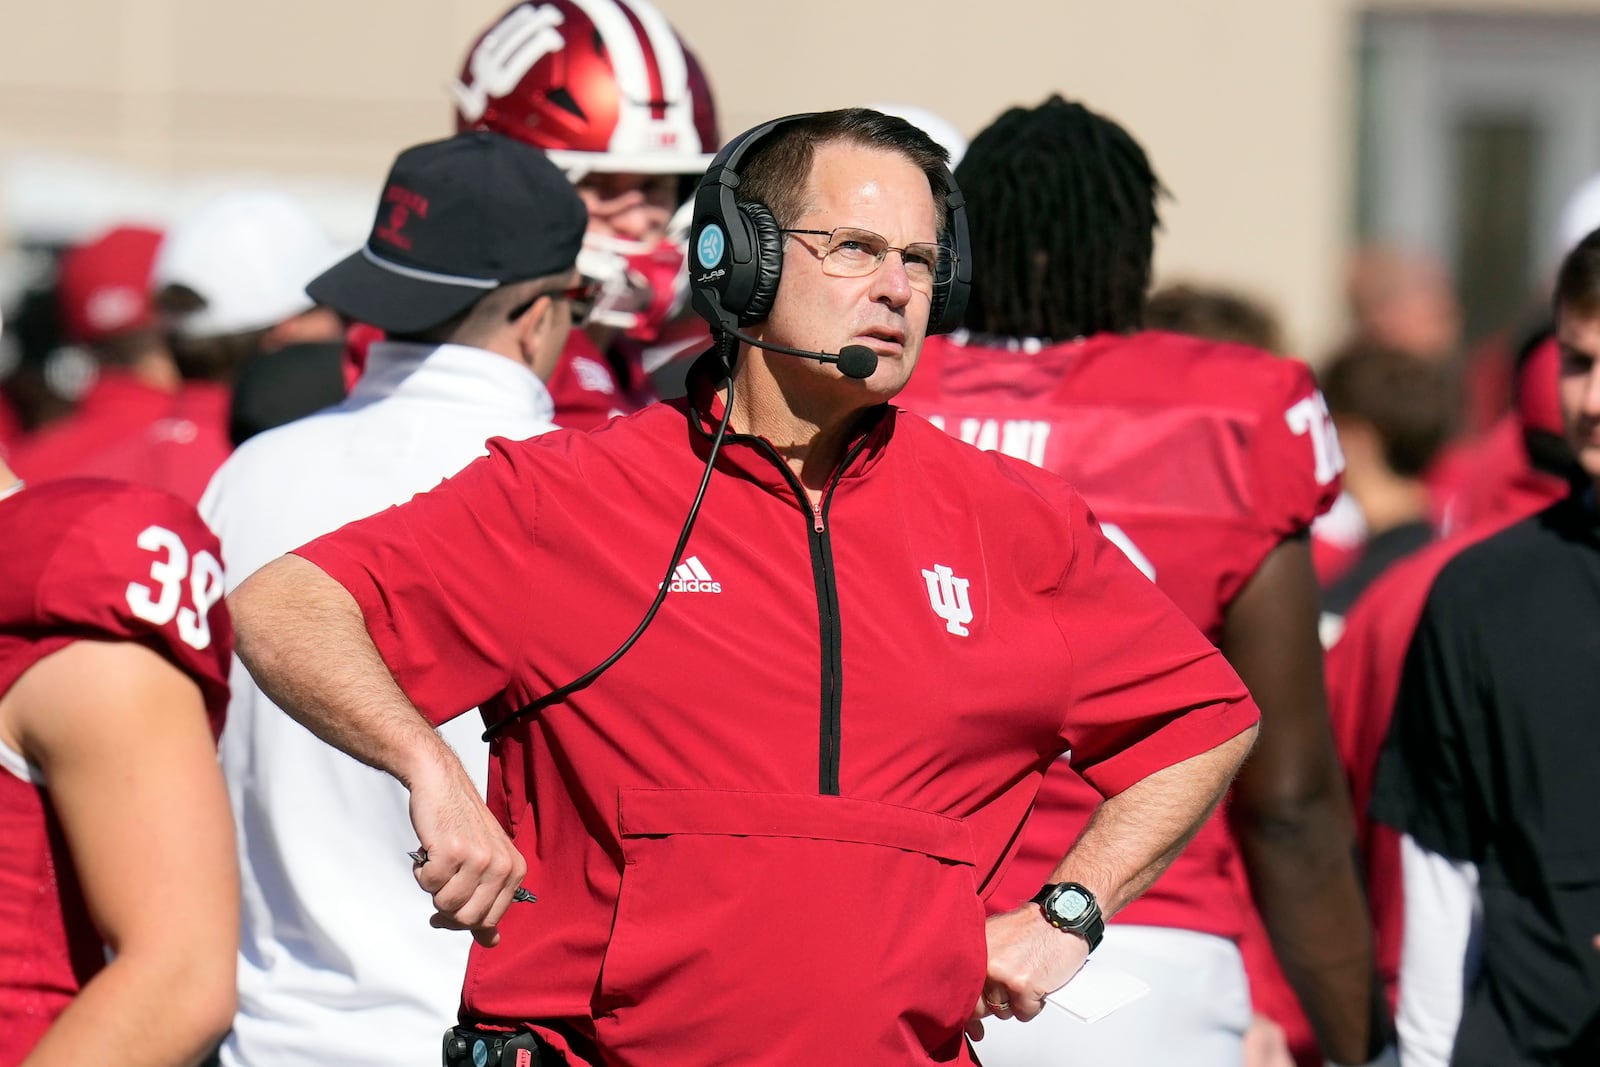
[68,382,232,506]
[0,479,232,1059]
[9,372,175,485]
[545,330,656,431]
[899,330,1342,939]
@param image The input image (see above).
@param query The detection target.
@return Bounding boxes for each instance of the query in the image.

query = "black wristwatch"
[1030,882,1105,952]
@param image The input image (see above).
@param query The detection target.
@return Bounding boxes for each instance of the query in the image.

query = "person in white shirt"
[201,130,589,1067]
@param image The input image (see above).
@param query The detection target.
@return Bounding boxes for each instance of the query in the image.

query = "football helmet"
[453,0,717,178]
[454,0,718,341]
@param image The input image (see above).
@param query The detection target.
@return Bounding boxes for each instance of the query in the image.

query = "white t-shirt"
[201,342,561,1067]
[1397,834,1481,1067]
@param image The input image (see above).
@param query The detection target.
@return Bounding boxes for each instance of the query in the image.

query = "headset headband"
[688,111,971,337]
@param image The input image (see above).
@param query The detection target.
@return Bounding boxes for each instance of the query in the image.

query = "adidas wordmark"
[665,555,722,593]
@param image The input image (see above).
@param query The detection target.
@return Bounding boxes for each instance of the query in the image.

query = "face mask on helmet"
[577,199,695,342]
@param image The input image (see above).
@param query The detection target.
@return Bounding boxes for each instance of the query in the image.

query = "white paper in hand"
[1042,957,1150,1023]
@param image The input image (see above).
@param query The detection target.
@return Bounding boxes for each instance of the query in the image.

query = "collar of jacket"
[676,349,897,501]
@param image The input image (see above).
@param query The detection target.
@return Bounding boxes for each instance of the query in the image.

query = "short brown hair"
[156,283,270,382]
[1145,283,1286,354]
[1321,341,1456,478]
[736,109,951,237]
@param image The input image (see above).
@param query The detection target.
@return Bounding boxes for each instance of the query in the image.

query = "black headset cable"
[481,348,738,741]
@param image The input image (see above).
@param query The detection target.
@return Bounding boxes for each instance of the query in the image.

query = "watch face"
[1052,888,1090,923]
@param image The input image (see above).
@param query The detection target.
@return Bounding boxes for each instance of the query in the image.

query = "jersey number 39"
[125,525,225,651]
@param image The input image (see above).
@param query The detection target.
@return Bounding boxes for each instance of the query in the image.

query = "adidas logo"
[665,555,722,594]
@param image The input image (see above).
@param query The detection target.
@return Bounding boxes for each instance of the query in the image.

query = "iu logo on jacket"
[921,563,972,637]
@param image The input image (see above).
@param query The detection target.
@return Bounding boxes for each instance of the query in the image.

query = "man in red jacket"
[895,96,1393,1067]
[229,108,1259,1067]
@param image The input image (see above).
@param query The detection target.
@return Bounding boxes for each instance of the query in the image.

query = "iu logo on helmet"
[921,563,973,637]
[451,4,567,126]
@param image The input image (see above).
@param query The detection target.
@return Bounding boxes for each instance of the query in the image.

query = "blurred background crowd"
[4,2,1600,1066]
[4,1,1600,481]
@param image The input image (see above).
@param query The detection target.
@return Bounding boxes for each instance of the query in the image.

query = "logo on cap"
[375,184,431,251]
[86,286,143,334]
[697,224,725,270]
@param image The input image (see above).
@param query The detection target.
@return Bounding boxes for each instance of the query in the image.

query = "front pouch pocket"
[592,788,986,1067]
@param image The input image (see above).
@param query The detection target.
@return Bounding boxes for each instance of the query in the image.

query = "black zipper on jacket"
[808,497,844,795]
[747,432,874,797]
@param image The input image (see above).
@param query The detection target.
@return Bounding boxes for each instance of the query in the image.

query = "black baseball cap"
[308,130,587,334]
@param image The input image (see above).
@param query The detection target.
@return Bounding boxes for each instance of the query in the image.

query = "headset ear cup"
[738,202,785,324]
[929,181,972,334]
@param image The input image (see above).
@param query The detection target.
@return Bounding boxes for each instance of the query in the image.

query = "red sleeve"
[293,438,542,725]
[1050,486,1260,796]
[30,482,234,733]
[1324,584,1419,1017]
[1255,361,1344,540]
[1324,532,1509,1015]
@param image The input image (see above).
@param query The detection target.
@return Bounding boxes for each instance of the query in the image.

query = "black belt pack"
[442,1026,558,1067]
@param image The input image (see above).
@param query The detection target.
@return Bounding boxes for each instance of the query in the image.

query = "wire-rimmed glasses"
[780,227,954,293]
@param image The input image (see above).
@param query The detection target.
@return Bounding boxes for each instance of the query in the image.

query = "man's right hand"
[971,903,1090,1027]
[408,758,526,947]
[231,556,529,947]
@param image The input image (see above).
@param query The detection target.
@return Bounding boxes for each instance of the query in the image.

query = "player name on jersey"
[922,414,1052,468]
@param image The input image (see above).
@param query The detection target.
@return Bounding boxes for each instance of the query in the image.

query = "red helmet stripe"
[566,0,661,114]
[625,0,690,121]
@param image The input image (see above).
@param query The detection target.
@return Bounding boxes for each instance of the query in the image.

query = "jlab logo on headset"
[696,224,726,270]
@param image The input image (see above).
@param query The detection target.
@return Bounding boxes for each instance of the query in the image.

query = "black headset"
[688,111,972,338]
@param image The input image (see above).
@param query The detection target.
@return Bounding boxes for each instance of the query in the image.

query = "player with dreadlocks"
[897,96,1396,1067]
[954,99,1156,340]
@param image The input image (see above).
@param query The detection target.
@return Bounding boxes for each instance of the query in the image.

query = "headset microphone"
[721,325,879,380]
